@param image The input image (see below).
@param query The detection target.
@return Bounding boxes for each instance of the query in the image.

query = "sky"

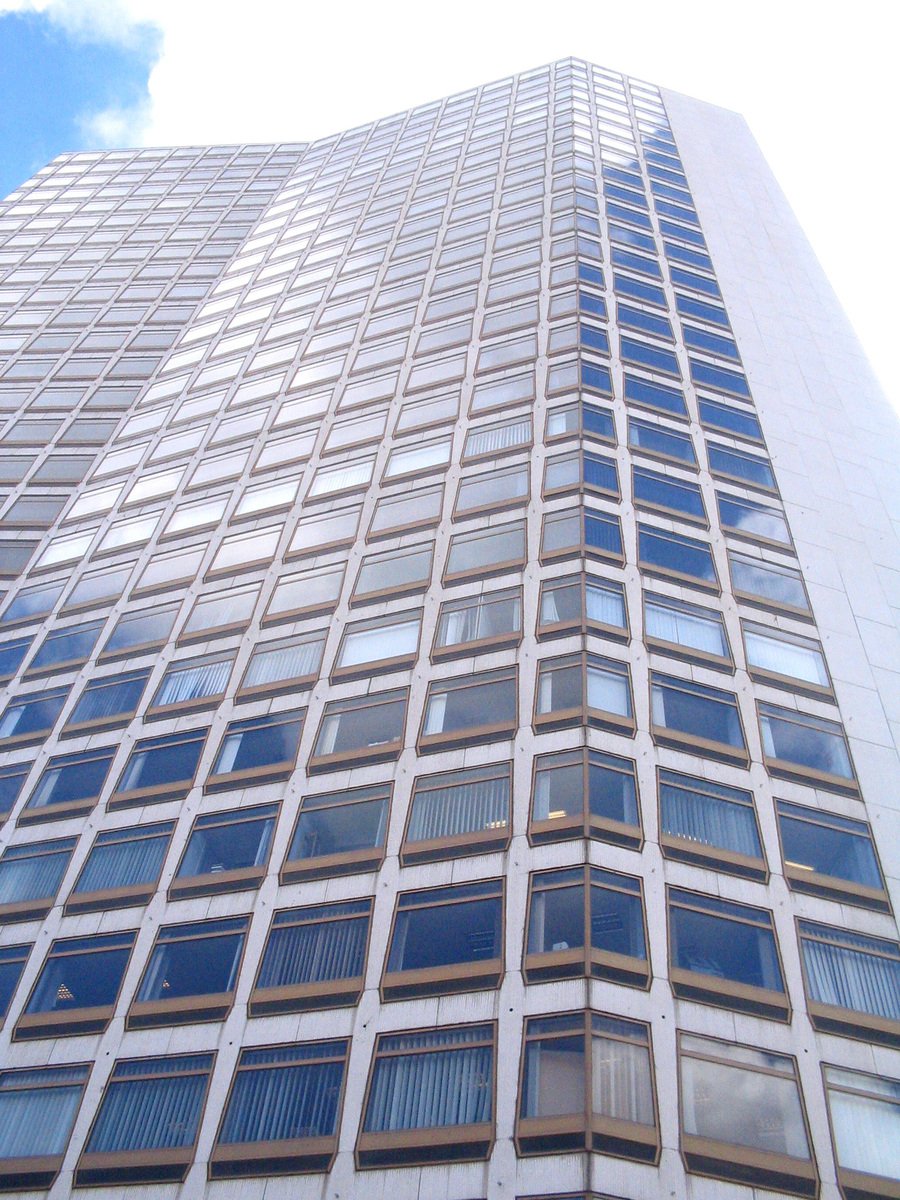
[0,0,897,408]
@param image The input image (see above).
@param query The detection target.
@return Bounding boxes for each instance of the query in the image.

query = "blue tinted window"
[614,274,667,307]
[605,183,648,209]
[0,686,68,742]
[580,324,610,355]
[621,337,680,377]
[651,673,745,751]
[638,525,717,585]
[578,262,604,289]
[612,248,662,279]
[655,199,700,225]
[718,494,791,545]
[683,325,740,361]
[708,444,775,490]
[665,242,713,272]
[602,165,644,190]
[584,512,623,557]
[0,763,29,817]
[629,418,697,465]
[624,374,687,417]
[30,621,103,672]
[699,399,763,441]
[650,179,693,205]
[584,453,619,495]
[609,223,655,253]
[581,361,613,396]
[690,359,750,397]
[0,944,30,1019]
[605,201,653,231]
[676,293,729,326]
[634,467,706,520]
[660,219,706,247]
[618,304,673,340]
[579,292,607,320]
[671,266,720,296]
[583,404,615,442]
[0,636,30,679]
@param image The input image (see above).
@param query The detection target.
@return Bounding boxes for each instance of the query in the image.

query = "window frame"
[529,747,642,850]
[205,708,306,791]
[168,801,279,900]
[64,820,174,914]
[418,665,518,752]
[0,1062,90,1191]
[650,671,749,765]
[775,799,889,912]
[432,586,523,660]
[657,767,767,880]
[282,783,391,882]
[758,701,858,795]
[400,760,512,864]
[533,651,635,735]
[822,1064,900,1200]
[796,918,900,1045]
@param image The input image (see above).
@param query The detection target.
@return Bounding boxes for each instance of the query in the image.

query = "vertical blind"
[660,778,761,858]
[0,1066,88,1157]
[407,772,510,843]
[218,1043,346,1144]
[800,922,900,1019]
[86,1056,212,1152]
[257,904,370,987]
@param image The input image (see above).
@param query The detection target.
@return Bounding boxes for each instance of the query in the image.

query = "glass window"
[384,438,451,480]
[65,668,149,732]
[699,397,763,441]
[1,581,63,628]
[288,505,361,557]
[354,542,434,602]
[651,672,747,762]
[334,611,421,676]
[358,1023,495,1167]
[310,689,407,770]
[456,462,529,516]
[420,666,517,750]
[534,653,634,733]
[129,916,248,1029]
[265,563,344,622]
[369,485,443,539]
[182,585,259,640]
[251,900,372,1015]
[759,702,856,792]
[17,929,135,1039]
[27,620,103,674]
[0,835,76,922]
[678,1034,814,1193]
[638,523,718,588]
[308,457,374,498]
[66,821,173,914]
[728,550,810,614]
[170,802,277,899]
[776,800,887,910]
[76,1053,213,1186]
[0,763,29,821]
[383,878,503,1000]
[238,632,325,699]
[644,593,729,663]
[624,373,686,417]
[743,622,829,692]
[668,887,787,1018]
[463,414,532,459]
[211,1040,349,1178]
[149,652,233,714]
[634,465,706,522]
[530,748,640,848]
[283,783,389,881]
[718,493,791,547]
[444,521,526,581]
[798,920,900,1043]
[0,635,31,680]
[0,1063,90,1191]
[22,745,114,824]
[0,684,68,747]
[517,1010,658,1161]
[0,941,30,1024]
[537,574,627,640]
[402,761,511,864]
[208,524,282,577]
[208,709,305,789]
[658,768,765,878]
[708,443,776,491]
[629,416,697,465]
[434,588,522,657]
[101,604,178,658]
[525,866,648,987]
[823,1065,900,1197]
[111,728,205,808]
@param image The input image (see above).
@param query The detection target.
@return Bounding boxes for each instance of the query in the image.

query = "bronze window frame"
[821,1063,900,1200]
[533,652,635,736]
[64,820,174,914]
[536,572,629,643]
[400,761,512,865]
[775,799,890,912]
[205,708,306,792]
[168,801,279,900]
[281,783,391,882]
[432,587,523,661]
[308,688,407,773]
[0,1062,90,1191]
[528,747,642,850]
[418,666,518,753]
[657,767,767,881]
[650,671,749,766]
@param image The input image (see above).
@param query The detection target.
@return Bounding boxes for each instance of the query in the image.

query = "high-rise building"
[0,56,897,1200]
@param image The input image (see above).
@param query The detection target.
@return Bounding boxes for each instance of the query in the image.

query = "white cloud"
[3,0,898,406]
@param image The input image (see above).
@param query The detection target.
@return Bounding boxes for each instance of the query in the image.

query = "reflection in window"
[421,667,517,748]
[130,916,248,1028]
[743,622,829,690]
[311,689,406,769]
[435,588,522,656]
[776,800,887,909]
[759,702,855,791]
[171,803,278,897]
[65,669,149,731]
[679,1034,814,1194]
[0,1063,89,1191]
[0,685,68,746]
[517,1011,658,1161]
[651,672,746,761]
[823,1065,900,1196]
[208,710,304,787]
[645,593,729,661]
[284,784,389,881]
[23,746,114,823]
[538,574,627,639]
[335,611,420,674]
[18,930,135,1039]
[531,749,640,848]
[67,821,173,913]
[638,523,717,587]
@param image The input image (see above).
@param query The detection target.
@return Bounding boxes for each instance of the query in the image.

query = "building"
[0,55,898,1200]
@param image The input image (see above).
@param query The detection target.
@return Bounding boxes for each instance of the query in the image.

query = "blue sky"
[0,10,159,197]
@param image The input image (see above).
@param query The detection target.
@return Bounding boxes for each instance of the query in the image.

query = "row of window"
[0,1022,894,1193]
[2,869,896,1040]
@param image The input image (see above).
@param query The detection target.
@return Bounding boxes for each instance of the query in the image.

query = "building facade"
[0,57,898,1200]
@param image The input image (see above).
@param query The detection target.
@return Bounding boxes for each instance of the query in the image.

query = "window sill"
[249,975,364,1016]
[431,632,522,662]
[517,1113,660,1162]
[64,882,156,915]
[205,760,296,793]
[417,720,516,754]
[0,897,53,924]
[660,834,767,882]
[763,756,859,797]
[356,1121,493,1169]
[60,715,135,740]
[651,726,749,767]
[108,779,194,811]
[836,1165,900,1200]
[75,1147,195,1187]
[330,653,417,684]
[529,815,643,851]
[126,990,235,1029]
[17,798,96,826]
[784,867,890,913]
[442,556,526,588]
[646,637,733,673]
[400,826,510,866]
[168,864,265,901]
[807,1001,900,1047]
[524,948,650,988]
[144,694,225,722]
[381,957,503,1001]
[670,967,790,1021]
[208,1136,338,1179]
[0,1155,63,1192]
[682,1134,818,1197]
[308,741,403,774]
[639,561,720,593]
[280,847,385,883]
[14,1003,115,1040]
[748,666,833,702]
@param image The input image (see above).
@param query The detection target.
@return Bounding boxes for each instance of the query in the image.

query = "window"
[101,604,178,659]
[181,585,259,641]
[728,549,811,615]
[129,915,249,1029]
[444,520,526,583]
[651,672,747,763]
[517,1011,658,1162]
[0,1063,90,1191]
[76,1053,213,1186]
[147,652,234,716]
[759,702,856,793]
[207,709,305,789]
[629,415,697,466]
[525,866,649,987]
[0,684,68,748]
[678,1034,815,1195]
[112,727,206,808]
[402,762,511,864]
[64,668,149,734]
[210,1040,349,1178]
[463,414,533,459]
[334,611,421,678]
[624,372,687,417]
[537,574,628,641]
[658,768,765,879]
[170,802,278,899]
[251,900,372,1015]
[237,632,324,699]
[21,745,114,826]
[644,592,730,665]
[264,563,345,623]
[0,635,30,681]
[823,1065,900,1200]
[308,457,374,498]
[353,542,434,602]
[26,619,103,675]
[708,443,776,492]
[368,485,443,539]
[288,505,361,557]
[15,929,135,1040]
[534,653,634,733]
[283,783,389,881]
[668,887,788,1019]
[530,749,641,848]
[456,462,529,516]
[718,492,791,547]
[383,879,503,1001]
[66,820,173,914]
[0,943,30,1023]
[638,523,718,589]
[776,800,888,910]
[743,621,830,694]
[384,439,451,481]
[633,465,707,523]
[357,1023,495,1167]
[797,920,900,1044]
[419,666,517,751]
[434,588,522,658]
[0,836,76,923]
